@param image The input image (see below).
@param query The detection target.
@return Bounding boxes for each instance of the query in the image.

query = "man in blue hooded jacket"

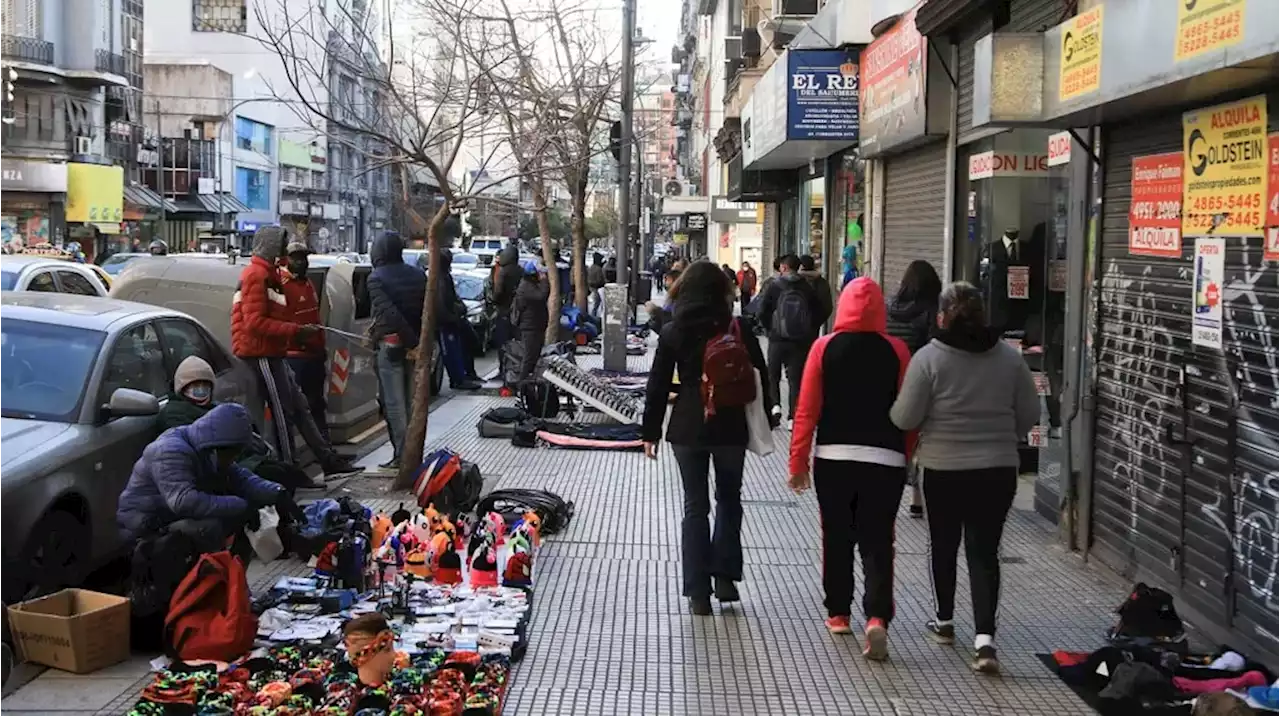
[116,403,302,553]
[367,232,427,470]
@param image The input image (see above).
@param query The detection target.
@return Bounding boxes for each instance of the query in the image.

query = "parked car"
[0,292,261,605]
[1,255,110,296]
[450,252,480,272]
[468,237,506,267]
[453,272,494,349]
[99,252,149,276]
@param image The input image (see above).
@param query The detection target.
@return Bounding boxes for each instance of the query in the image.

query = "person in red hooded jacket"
[281,240,329,443]
[231,226,359,477]
[787,276,914,661]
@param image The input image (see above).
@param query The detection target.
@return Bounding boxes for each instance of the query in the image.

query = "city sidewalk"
[4,352,1132,715]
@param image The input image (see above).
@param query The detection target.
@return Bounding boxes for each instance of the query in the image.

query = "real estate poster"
[1059,5,1103,102]
[1182,96,1268,238]
[1192,237,1225,349]
[1266,133,1278,261]
[1129,153,1183,257]
[1175,0,1244,62]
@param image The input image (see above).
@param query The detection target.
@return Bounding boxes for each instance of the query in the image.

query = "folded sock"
[975,634,994,649]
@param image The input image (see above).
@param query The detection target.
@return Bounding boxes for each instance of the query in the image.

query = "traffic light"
[6,68,15,103]
[609,120,622,162]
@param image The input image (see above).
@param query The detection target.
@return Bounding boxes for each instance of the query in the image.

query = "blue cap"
[520,259,539,275]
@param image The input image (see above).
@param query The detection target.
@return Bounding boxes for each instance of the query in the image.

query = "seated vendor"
[116,402,305,556]
[161,355,322,491]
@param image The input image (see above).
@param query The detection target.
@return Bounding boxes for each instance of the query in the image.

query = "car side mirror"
[104,387,160,418]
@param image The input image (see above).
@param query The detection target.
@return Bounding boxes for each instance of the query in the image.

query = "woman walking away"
[788,277,913,660]
[884,260,942,519]
[890,281,1039,675]
[642,261,774,615]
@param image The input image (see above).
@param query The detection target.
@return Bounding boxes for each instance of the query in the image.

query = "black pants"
[672,444,745,598]
[814,459,905,621]
[517,329,545,383]
[286,356,329,442]
[493,315,513,383]
[922,466,1018,636]
[767,339,811,418]
[252,357,338,467]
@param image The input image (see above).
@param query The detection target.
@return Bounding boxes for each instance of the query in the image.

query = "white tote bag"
[245,506,284,562]
[745,370,775,456]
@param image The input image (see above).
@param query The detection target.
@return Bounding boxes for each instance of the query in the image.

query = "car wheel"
[15,510,87,601]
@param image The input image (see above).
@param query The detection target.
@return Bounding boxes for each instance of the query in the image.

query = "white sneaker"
[770,405,782,419]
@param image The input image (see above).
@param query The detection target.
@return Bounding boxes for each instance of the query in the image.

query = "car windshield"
[2,319,105,422]
[454,275,484,301]
[452,253,478,268]
[101,254,143,275]
[0,271,16,290]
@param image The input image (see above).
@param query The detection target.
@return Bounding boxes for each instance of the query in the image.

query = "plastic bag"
[245,506,284,562]
[745,370,774,457]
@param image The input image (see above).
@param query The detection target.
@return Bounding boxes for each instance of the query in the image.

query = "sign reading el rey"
[968,151,1048,180]
[1175,0,1244,62]
[786,49,860,142]
[1182,95,1267,238]
[1058,5,1103,102]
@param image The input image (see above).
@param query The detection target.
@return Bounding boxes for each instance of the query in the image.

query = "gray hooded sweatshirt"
[890,325,1040,471]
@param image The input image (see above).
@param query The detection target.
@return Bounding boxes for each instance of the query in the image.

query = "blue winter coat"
[116,403,284,542]
[368,232,427,348]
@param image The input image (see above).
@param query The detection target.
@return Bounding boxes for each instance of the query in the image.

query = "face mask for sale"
[184,382,213,405]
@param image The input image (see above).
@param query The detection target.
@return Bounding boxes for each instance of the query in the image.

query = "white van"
[469,237,507,267]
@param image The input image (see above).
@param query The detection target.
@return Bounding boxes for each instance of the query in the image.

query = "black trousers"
[252,357,338,467]
[517,330,544,383]
[767,339,812,418]
[922,466,1018,636]
[671,444,745,598]
[814,459,906,621]
[286,356,329,442]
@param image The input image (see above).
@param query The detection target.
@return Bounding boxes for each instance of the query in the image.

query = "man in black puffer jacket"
[368,232,428,469]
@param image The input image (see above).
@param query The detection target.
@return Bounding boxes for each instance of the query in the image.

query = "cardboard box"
[6,589,131,673]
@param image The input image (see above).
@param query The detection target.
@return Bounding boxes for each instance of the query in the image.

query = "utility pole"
[155,99,167,244]
[616,0,635,285]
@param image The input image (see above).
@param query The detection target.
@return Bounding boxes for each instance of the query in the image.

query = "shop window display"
[957,129,1070,468]
[829,151,866,286]
[800,176,825,262]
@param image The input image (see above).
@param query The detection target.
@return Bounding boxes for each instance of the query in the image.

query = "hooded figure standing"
[511,259,550,382]
[491,244,524,379]
[587,252,607,317]
[787,277,914,659]
[230,226,359,476]
[435,249,482,392]
[368,232,427,469]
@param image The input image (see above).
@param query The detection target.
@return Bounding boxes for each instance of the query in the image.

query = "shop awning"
[170,193,252,214]
[123,184,178,213]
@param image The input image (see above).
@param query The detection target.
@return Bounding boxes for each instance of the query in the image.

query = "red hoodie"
[788,277,917,476]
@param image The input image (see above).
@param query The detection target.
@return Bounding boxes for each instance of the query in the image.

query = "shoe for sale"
[825,616,852,634]
[972,645,1000,674]
[714,577,740,603]
[863,618,888,661]
[926,620,955,645]
[909,504,924,519]
[688,595,713,616]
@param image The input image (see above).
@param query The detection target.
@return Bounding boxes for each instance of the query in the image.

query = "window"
[1,320,105,423]
[234,166,271,211]
[2,0,41,36]
[57,271,101,296]
[27,271,56,292]
[234,116,273,157]
[192,0,246,32]
[100,322,168,401]
[157,318,226,375]
[312,170,325,190]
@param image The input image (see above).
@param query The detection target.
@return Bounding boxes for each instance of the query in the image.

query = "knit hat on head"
[286,239,311,255]
[173,355,216,395]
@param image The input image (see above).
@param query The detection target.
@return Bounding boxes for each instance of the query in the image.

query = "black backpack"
[477,407,531,438]
[772,282,813,340]
[519,379,560,419]
[1109,582,1185,643]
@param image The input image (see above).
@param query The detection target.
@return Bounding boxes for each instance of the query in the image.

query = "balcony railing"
[2,35,55,65]
[95,49,126,76]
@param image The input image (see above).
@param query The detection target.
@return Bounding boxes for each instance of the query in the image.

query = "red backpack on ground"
[164,551,258,661]
[701,320,757,418]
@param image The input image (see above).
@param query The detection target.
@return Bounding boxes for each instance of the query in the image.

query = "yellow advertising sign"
[1175,0,1244,61]
[1182,95,1268,237]
[66,163,124,224]
[1058,5,1103,102]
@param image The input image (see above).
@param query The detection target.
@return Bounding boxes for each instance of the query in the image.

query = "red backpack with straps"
[701,319,757,418]
[164,551,258,661]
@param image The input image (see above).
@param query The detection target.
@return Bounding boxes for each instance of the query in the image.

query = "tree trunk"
[570,173,589,311]
[394,202,449,490]
[533,184,560,343]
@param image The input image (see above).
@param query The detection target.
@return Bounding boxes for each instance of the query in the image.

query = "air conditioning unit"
[74,136,92,154]
[742,28,762,58]
[724,36,742,60]
[772,0,818,17]
[665,180,683,196]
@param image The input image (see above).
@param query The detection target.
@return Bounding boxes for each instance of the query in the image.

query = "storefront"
[1,158,68,251]
[859,2,950,287]
[709,196,762,269]
[64,162,124,262]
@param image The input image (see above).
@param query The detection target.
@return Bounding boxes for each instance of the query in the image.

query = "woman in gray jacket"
[890,281,1039,676]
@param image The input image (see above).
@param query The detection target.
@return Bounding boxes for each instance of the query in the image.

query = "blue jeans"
[671,444,746,598]
[439,328,467,386]
[376,344,413,461]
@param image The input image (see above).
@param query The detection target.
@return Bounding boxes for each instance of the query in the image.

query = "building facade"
[2,0,156,259]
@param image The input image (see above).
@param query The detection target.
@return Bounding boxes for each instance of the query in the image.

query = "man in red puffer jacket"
[231,226,360,477]
[281,240,329,443]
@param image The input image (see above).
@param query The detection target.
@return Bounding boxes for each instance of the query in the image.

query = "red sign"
[1267,133,1278,261]
[859,2,927,153]
[1007,265,1030,299]
[968,151,1049,180]
[1048,132,1072,167]
[1129,153,1183,258]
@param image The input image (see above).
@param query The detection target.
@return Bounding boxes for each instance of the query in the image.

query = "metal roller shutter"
[881,141,947,286]
[1093,93,1279,663]
[1009,0,1069,33]
[954,18,990,143]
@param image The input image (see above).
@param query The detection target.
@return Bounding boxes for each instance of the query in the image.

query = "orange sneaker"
[863,618,888,661]
[825,616,852,634]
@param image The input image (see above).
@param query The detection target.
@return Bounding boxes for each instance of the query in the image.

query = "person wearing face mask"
[281,240,329,442]
[159,355,323,491]
[116,403,306,558]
